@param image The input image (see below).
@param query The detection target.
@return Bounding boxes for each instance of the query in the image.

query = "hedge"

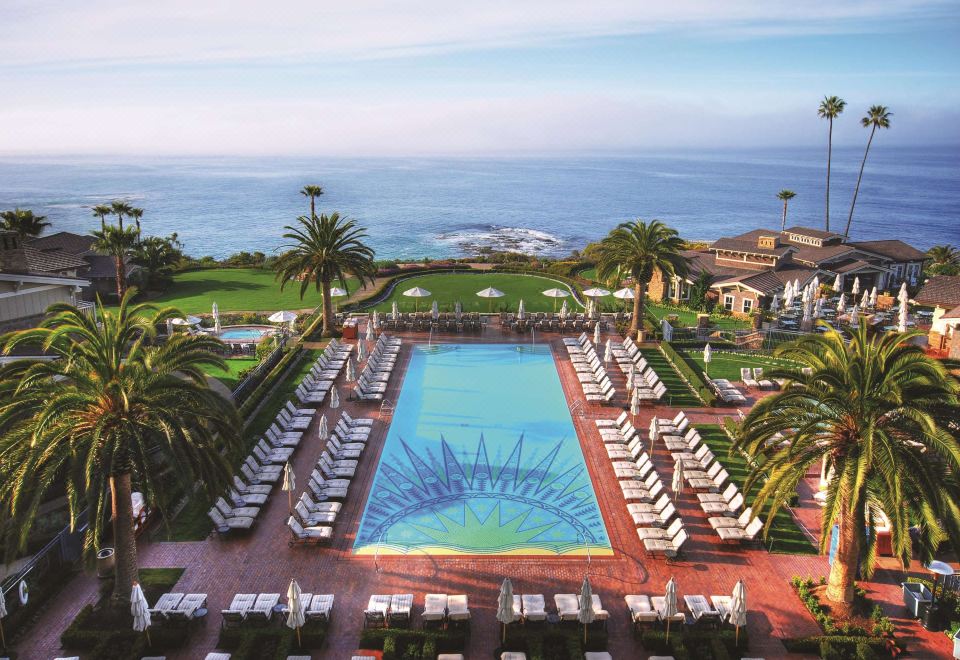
[494,626,608,660]
[660,341,716,406]
[218,624,327,658]
[640,628,745,660]
[61,605,185,652]
[357,628,467,659]
[782,635,889,656]
[236,347,305,422]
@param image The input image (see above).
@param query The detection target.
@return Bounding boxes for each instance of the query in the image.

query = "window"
[742,298,754,314]
[907,263,921,284]
[667,279,690,300]
[723,295,735,311]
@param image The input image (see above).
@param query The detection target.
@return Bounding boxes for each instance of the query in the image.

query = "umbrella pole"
[666,617,670,643]
[584,622,587,644]
[297,625,302,647]
[502,621,506,643]
[145,627,151,647]
[735,624,739,646]
[287,489,292,513]
[1,620,6,649]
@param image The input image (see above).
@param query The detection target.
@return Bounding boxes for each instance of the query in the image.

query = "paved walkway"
[13,328,955,659]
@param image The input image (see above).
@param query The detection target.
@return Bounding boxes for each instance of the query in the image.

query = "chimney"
[0,231,29,273]
[757,234,780,250]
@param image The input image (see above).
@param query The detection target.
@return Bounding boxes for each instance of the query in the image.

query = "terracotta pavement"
[12,328,955,659]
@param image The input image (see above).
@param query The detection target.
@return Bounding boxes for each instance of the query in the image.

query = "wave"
[433,225,565,256]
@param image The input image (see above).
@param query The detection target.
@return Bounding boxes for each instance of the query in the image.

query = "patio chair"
[207,507,255,532]
[651,596,686,626]
[637,517,683,542]
[644,528,688,560]
[168,593,207,622]
[582,594,608,626]
[306,594,334,622]
[285,400,314,419]
[698,482,738,506]
[521,594,547,622]
[149,592,184,619]
[716,516,764,544]
[364,594,390,628]
[554,593,580,621]
[246,593,280,624]
[625,594,658,627]
[422,593,447,626]
[295,500,337,526]
[621,478,664,504]
[389,593,413,627]
[221,593,256,627]
[708,506,754,530]
[286,515,333,546]
[308,474,349,500]
[595,411,629,429]
[740,367,759,388]
[215,496,260,520]
[341,411,374,427]
[233,474,271,496]
[327,435,362,460]
[753,367,774,390]
[700,492,743,516]
[710,595,732,623]
[299,492,342,514]
[227,486,267,507]
[684,594,721,627]
[630,501,676,528]
[447,594,470,623]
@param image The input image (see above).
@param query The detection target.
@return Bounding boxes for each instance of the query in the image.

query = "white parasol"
[212,302,221,335]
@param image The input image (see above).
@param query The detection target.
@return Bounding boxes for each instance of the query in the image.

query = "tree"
[273,213,377,337]
[0,292,240,605]
[818,96,846,232]
[131,234,183,290]
[687,271,713,312]
[300,185,324,218]
[0,208,50,239]
[927,245,960,276]
[734,324,960,604]
[594,219,689,336]
[844,106,892,238]
[92,225,140,301]
[129,207,144,238]
[776,190,796,232]
[110,200,134,231]
[92,204,113,232]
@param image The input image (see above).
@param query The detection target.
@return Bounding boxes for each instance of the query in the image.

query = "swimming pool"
[354,343,612,556]
[219,327,268,341]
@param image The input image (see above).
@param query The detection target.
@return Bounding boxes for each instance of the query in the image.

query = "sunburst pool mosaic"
[353,343,612,556]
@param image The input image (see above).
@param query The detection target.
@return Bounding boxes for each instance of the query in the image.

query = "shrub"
[660,341,716,406]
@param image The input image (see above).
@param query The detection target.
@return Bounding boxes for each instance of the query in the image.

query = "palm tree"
[776,190,796,232]
[0,292,240,605]
[129,207,144,238]
[274,213,377,337]
[92,225,140,301]
[0,209,50,238]
[92,204,113,231]
[734,324,960,604]
[844,106,892,238]
[927,245,960,276]
[110,200,134,231]
[300,185,324,218]
[818,95,846,232]
[594,219,689,337]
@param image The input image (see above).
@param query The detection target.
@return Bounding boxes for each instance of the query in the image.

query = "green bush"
[218,624,327,658]
[236,347,302,422]
[61,605,185,653]
[782,635,888,655]
[357,628,466,657]
[640,628,744,658]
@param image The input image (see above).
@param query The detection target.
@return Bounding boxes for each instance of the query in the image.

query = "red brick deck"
[14,328,955,659]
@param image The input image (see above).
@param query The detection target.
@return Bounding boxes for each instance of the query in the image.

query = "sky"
[1,0,958,155]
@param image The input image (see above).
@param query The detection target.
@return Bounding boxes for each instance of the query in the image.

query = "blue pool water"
[219,328,265,340]
[354,343,612,556]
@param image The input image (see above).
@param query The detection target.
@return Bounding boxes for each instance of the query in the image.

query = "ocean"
[0,147,956,260]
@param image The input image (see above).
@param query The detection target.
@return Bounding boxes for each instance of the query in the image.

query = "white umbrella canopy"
[792,279,801,298]
[869,286,878,307]
[0,583,6,648]
[837,293,847,315]
[212,302,221,335]
[612,287,635,300]
[783,286,794,309]
[391,301,399,320]
[703,343,712,376]
[898,299,909,332]
[372,310,380,330]
[578,576,595,641]
[898,281,909,302]
[603,339,612,364]
[269,310,298,323]
[663,578,678,641]
[850,304,860,327]
[560,299,569,320]
[286,578,306,636]
[345,358,356,382]
[318,414,329,441]
[517,299,525,320]
[365,320,375,342]
[833,274,842,291]
[496,578,515,642]
[769,294,779,313]
[631,387,640,417]
[131,582,151,637]
[593,322,601,346]
[171,315,202,326]
[542,288,569,299]
[455,301,462,322]
[730,579,748,644]
[403,287,431,312]
[329,287,349,298]
[431,300,439,320]
[582,287,611,298]
[476,287,506,299]
[811,275,820,292]
[329,386,340,409]
[648,417,659,442]
[672,458,684,495]
[802,297,812,323]
[814,298,824,319]
[851,276,861,295]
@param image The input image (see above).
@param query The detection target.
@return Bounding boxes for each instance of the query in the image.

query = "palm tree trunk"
[781,200,788,232]
[109,472,140,605]
[117,214,123,231]
[630,281,646,337]
[826,507,860,603]
[844,126,876,238]
[310,197,316,219]
[825,119,833,232]
[114,255,127,301]
[321,279,334,337]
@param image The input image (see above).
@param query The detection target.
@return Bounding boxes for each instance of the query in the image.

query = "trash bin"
[96,547,115,578]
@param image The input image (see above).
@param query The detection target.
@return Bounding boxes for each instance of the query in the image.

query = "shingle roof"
[712,264,819,295]
[790,243,858,265]
[827,258,877,274]
[941,304,960,320]
[915,275,960,308]
[22,246,89,273]
[27,231,96,255]
[710,236,793,257]
[83,254,119,279]
[848,240,927,262]
[782,226,844,241]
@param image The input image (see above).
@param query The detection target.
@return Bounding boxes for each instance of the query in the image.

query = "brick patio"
[13,327,955,659]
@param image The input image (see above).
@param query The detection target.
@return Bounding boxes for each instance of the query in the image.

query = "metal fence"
[230,343,286,405]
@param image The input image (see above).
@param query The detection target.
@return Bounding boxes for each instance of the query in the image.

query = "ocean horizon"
[1,146,956,260]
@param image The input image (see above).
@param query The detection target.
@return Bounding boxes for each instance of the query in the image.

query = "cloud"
[0,0,955,69]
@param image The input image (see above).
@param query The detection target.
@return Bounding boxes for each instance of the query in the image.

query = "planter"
[96,547,115,578]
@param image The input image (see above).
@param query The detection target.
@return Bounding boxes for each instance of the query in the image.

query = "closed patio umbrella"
[833,273,842,291]
[391,301,399,320]
[212,302,221,335]
[811,275,820,292]
[851,276,860,296]
[287,578,306,646]
[627,361,636,390]
[593,322,601,346]
[783,286,794,309]
[837,293,846,315]
[431,300,439,320]
[497,578,515,643]
[365,319,375,342]
[329,386,340,409]
[0,581,6,648]
[357,340,366,361]
[792,278,801,298]
[850,304,860,327]
[346,357,356,382]
[131,581,151,645]
[517,299,525,320]
[631,387,641,427]
[560,299,568,320]
[898,280,908,301]
[802,297,812,323]
[603,338,612,365]
[769,294,779,313]
[542,287,569,312]
[578,576,595,643]
[869,286,877,307]
[476,286,505,312]
[403,286,431,312]
[730,579,747,646]
[860,290,869,308]
[814,298,824,319]
[455,301,462,322]
[663,578,678,642]
[282,461,296,512]
[703,343,712,377]
[672,458,684,495]
[898,285,910,332]
[318,414,329,442]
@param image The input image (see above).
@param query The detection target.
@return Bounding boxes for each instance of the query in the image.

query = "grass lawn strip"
[698,425,817,555]
[679,349,796,384]
[637,347,702,408]
[201,358,259,391]
[646,302,750,331]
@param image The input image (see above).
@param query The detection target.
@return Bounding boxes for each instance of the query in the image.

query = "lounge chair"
[644,528,688,559]
[364,594,390,628]
[215,496,260,520]
[621,478,664,504]
[306,594,334,621]
[554,593,579,621]
[710,595,732,623]
[150,592,184,619]
[308,474,349,500]
[295,500,337,526]
[626,493,671,516]
[698,482,738,505]
[625,594,658,626]
[521,594,547,622]
[637,517,683,542]
[700,492,743,516]
[221,593,256,626]
[247,593,280,624]
[287,516,333,546]
[168,593,207,622]
[709,506,754,530]
[651,595,686,624]
[228,486,267,507]
[341,411,374,427]
[208,507,255,532]
[716,516,764,543]
[581,594,608,625]
[684,594,721,627]
[630,501,676,528]
[299,492,342,514]
[389,593,413,627]
[447,594,470,622]
[422,593,447,625]
[595,411,628,428]
[741,367,759,389]
[233,474,271,496]
[753,367,774,390]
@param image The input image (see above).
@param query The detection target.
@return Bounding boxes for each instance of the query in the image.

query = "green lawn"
[143,268,363,314]
[201,358,258,391]
[578,267,598,282]
[645,303,750,331]
[638,347,703,407]
[366,273,582,313]
[678,349,796,383]
[698,425,817,555]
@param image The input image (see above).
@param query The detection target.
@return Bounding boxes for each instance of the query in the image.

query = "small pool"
[218,325,274,342]
[354,343,612,557]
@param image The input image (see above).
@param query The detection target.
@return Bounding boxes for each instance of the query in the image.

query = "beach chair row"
[707,376,747,405]
[148,592,208,625]
[498,592,608,625]
[221,592,333,627]
[625,593,743,631]
[353,334,401,401]
[293,339,353,406]
[563,333,616,403]
[611,336,668,401]
[597,414,687,559]
[286,412,374,545]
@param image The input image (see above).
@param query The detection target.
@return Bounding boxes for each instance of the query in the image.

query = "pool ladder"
[380,399,395,418]
[569,399,585,418]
